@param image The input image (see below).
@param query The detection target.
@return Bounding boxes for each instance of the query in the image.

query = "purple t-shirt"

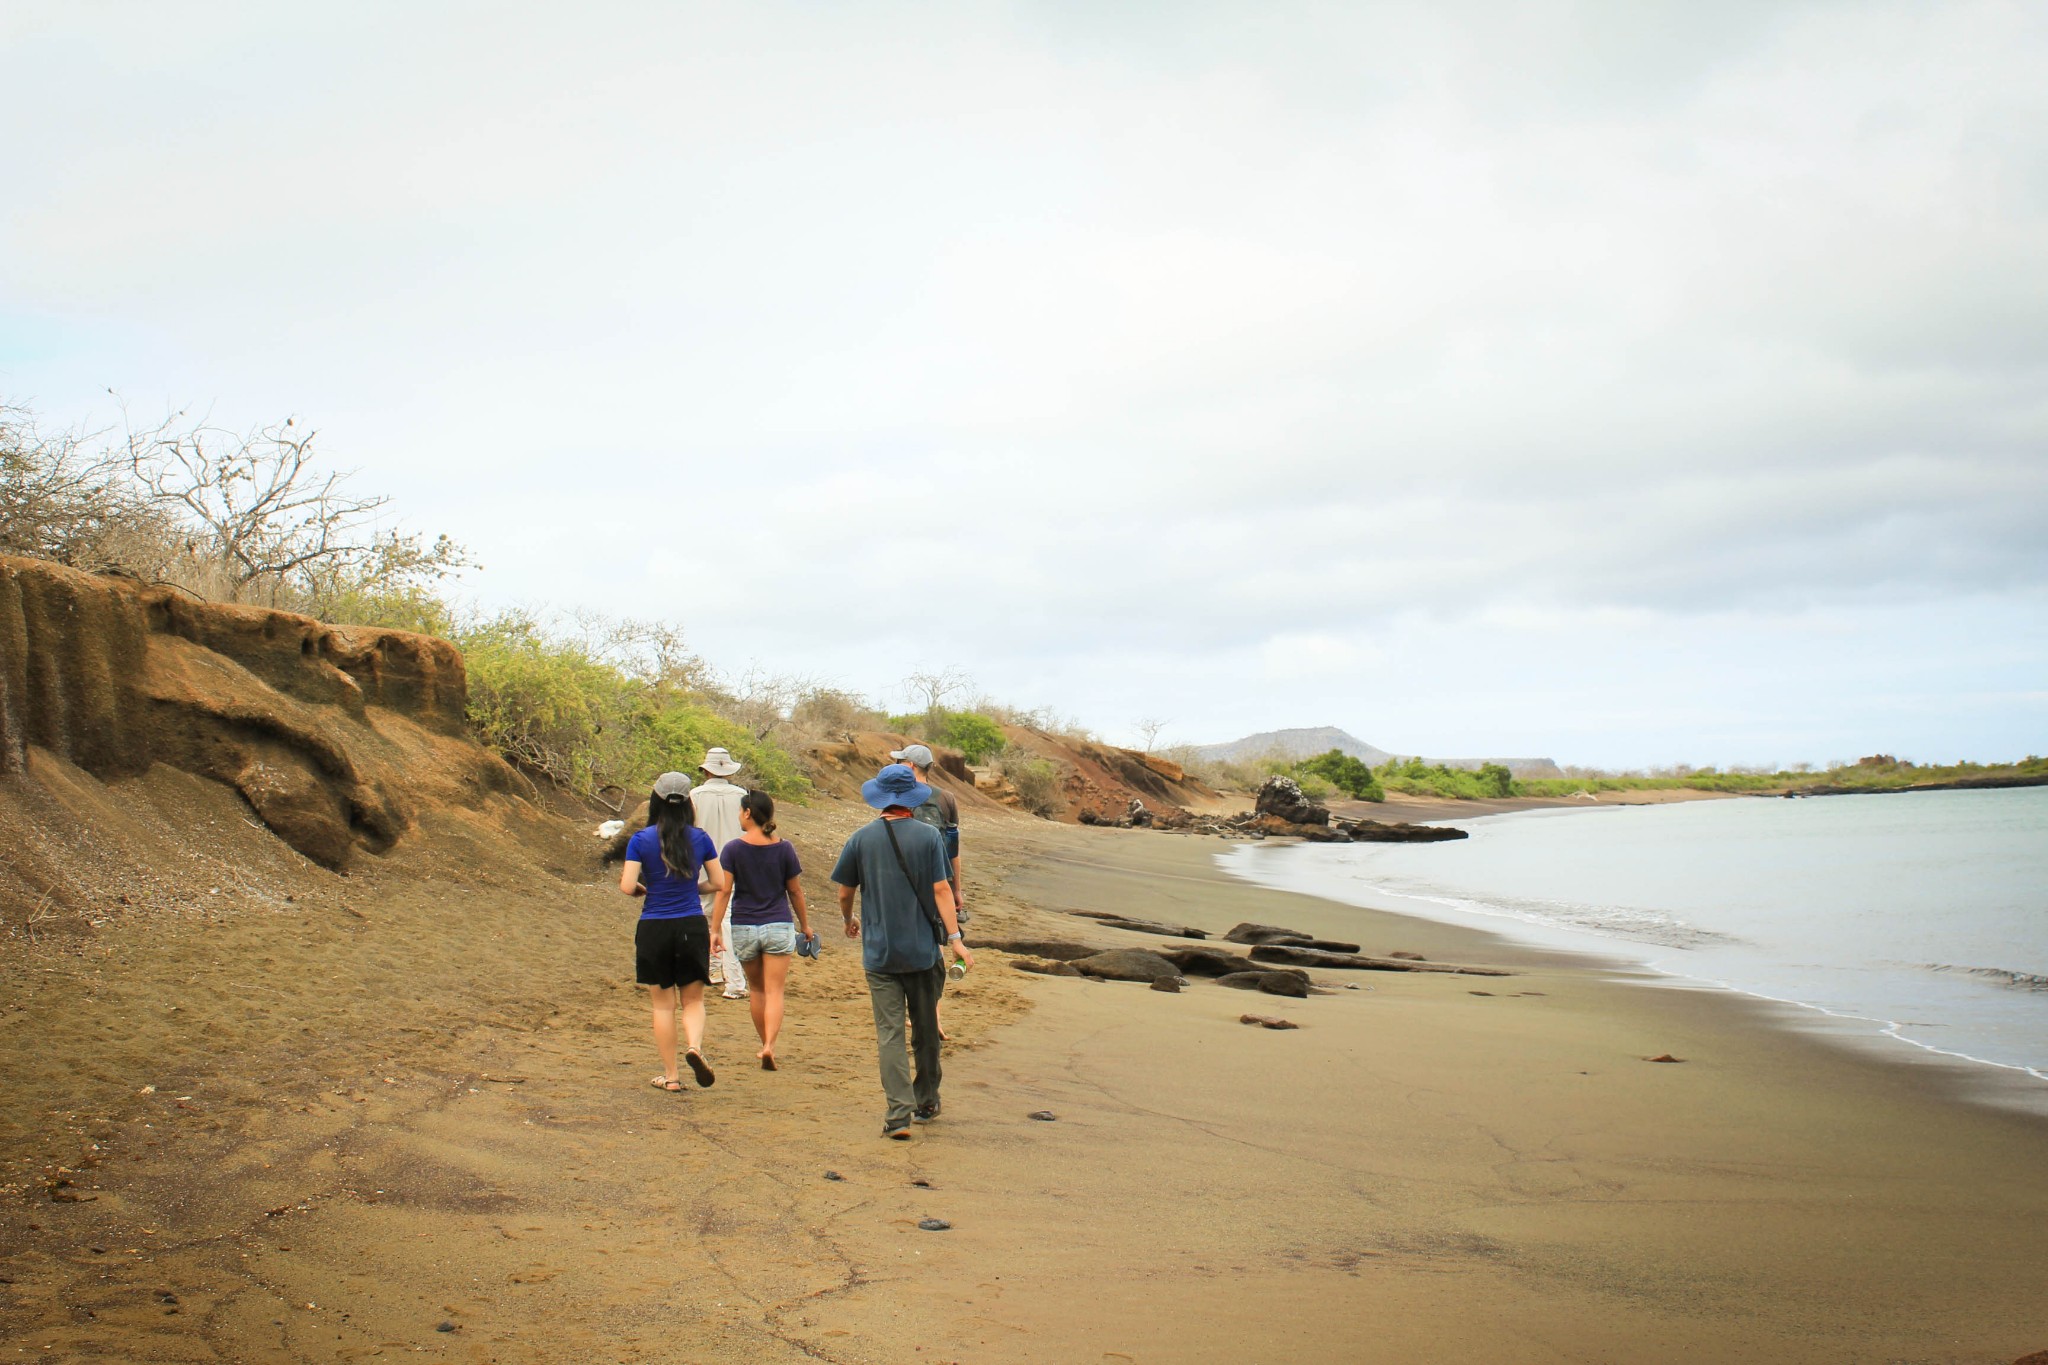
[719,837,802,926]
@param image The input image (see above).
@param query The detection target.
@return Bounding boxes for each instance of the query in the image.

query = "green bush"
[938,711,1007,764]
[1001,754,1064,817]
[457,610,807,801]
[1293,771,1338,800]
[1296,748,1385,801]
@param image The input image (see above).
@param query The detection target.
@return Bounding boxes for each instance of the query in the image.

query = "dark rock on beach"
[976,937,1097,960]
[1157,945,1261,976]
[1069,909,1208,939]
[1216,970,1312,998]
[1221,922,1360,953]
[1249,943,1512,976]
[1010,957,1085,977]
[1071,949,1187,984]
[1254,775,1330,826]
[1239,1014,1300,1030]
[1149,976,1183,993]
[1242,814,1353,841]
[1223,922,1314,945]
[1338,819,1469,843]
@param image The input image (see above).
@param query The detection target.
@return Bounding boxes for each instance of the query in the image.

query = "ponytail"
[741,790,777,837]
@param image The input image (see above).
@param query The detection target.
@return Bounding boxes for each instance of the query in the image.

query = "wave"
[1924,964,2048,992]
[1317,869,1743,951]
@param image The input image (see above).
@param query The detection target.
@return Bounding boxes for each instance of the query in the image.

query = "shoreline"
[958,819,2048,1360]
[1235,793,2048,1114]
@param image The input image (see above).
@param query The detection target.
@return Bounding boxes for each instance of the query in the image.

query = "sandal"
[650,1075,683,1092]
[684,1050,716,1088]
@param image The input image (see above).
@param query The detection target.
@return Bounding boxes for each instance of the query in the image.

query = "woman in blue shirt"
[620,772,726,1091]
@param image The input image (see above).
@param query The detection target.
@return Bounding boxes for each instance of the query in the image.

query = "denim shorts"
[730,921,797,962]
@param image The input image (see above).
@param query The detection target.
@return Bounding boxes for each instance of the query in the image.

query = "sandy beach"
[4,771,2047,1363]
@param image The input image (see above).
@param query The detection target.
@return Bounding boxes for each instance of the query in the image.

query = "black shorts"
[635,915,711,989]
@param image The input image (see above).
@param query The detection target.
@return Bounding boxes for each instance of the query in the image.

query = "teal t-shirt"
[829,817,948,973]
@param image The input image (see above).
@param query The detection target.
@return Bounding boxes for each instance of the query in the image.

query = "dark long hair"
[648,792,699,879]
[741,790,777,837]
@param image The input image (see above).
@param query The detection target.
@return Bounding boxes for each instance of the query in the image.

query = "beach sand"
[4,772,2046,1362]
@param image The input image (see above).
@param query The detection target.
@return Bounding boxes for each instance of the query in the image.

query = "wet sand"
[4,771,2046,1362]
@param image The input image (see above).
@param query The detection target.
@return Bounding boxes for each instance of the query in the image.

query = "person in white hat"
[693,747,750,998]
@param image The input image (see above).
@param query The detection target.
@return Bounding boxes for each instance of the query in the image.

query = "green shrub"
[1001,754,1064,817]
[885,712,929,739]
[1296,748,1385,801]
[938,711,1007,764]
[1293,771,1337,800]
[457,609,807,801]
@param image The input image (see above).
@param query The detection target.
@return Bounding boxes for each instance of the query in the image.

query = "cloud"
[1,0,2044,761]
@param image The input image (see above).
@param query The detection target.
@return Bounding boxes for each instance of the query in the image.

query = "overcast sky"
[4,1,2044,767]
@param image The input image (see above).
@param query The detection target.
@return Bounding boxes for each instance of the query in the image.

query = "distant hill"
[1196,726,1562,780]
[1196,726,1396,767]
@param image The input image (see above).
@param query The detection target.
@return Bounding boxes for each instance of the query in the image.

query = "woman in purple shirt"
[709,791,812,1071]
[620,772,727,1092]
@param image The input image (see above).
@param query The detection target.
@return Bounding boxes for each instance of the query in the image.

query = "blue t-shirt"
[829,817,949,973]
[626,825,718,919]
[720,837,802,926]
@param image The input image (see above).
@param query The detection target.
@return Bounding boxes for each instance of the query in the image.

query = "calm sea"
[1222,787,2048,1104]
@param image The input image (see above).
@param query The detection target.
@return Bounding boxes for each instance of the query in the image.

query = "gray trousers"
[864,963,945,1126]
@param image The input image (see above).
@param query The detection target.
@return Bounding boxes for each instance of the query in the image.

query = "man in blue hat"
[830,763,975,1139]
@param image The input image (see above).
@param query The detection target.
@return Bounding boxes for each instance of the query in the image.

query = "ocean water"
[1222,787,2048,1100]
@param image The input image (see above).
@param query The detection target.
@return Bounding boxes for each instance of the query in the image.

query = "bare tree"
[0,404,153,567]
[1134,717,1169,752]
[718,665,823,741]
[904,666,970,717]
[122,407,469,608]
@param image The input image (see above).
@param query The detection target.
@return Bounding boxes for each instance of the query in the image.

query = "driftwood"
[1066,910,1208,939]
[1248,944,1512,977]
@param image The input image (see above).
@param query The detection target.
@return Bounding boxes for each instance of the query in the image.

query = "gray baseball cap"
[652,772,694,799]
[889,743,935,767]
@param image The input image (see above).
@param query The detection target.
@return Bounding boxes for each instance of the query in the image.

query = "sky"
[3,0,2044,768]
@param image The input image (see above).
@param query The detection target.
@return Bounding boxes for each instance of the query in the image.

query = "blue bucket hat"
[862,762,933,812]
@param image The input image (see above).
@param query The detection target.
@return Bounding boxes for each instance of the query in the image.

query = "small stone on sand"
[1645,1054,1684,1063]
[1028,1110,1056,1122]
[917,1217,951,1231]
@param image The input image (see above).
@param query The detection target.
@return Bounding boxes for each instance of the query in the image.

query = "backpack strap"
[880,817,946,945]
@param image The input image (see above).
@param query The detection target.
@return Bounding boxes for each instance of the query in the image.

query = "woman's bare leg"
[678,982,707,1055]
[648,985,679,1083]
[743,955,769,1044]
[757,952,790,1059]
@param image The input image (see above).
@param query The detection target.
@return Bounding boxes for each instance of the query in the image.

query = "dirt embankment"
[797,723,1220,827]
[0,556,528,913]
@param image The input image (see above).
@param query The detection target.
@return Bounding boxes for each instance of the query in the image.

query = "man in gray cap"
[890,743,962,917]
[831,763,973,1139]
[693,747,749,998]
